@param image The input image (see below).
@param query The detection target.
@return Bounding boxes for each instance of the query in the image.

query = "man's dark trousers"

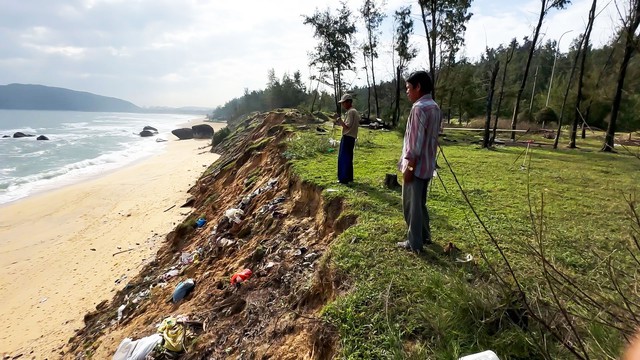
[402,176,431,251]
[338,135,355,183]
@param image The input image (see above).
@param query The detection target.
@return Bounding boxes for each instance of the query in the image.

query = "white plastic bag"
[225,208,244,224]
[112,333,162,360]
[459,350,500,360]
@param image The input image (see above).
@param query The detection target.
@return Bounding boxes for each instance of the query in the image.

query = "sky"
[0,0,621,108]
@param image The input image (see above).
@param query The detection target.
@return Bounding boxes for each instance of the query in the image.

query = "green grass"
[287,126,640,359]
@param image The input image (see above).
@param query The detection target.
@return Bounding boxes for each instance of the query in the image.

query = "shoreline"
[0,117,212,208]
[0,121,224,358]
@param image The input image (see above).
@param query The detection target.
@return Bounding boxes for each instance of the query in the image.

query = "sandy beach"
[0,121,224,358]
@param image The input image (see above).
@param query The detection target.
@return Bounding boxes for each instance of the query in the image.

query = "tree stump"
[384,173,400,189]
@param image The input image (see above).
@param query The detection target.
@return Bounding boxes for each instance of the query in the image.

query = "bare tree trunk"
[458,87,465,124]
[369,36,380,119]
[394,66,402,126]
[603,40,635,151]
[484,61,500,148]
[333,68,341,116]
[448,92,454,123]
[511,0,546,141]
[529,65,539,113]
[570,0,597,148]
[554,38,584,149]
[419,1,437,100]
[363,52,371,120]
[491,42,516,145]
[603,0,639,151]
[310,81,320,113]
[583,37,618,137]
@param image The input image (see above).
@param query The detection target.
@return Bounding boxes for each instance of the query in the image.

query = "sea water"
[0,110,199,204]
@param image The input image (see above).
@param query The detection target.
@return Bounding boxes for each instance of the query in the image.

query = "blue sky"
[0,0,620,108]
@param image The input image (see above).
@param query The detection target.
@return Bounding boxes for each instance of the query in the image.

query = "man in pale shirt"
[397,71,441,253]
[335,93,360,184]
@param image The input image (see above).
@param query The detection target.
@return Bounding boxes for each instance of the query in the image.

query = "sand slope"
[0,124,223,358]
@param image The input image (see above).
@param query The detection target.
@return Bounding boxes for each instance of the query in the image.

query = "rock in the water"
[143,126,158,133]
[13,132,34,138]
[171,128,194,140]
[2,135,9,138]
[192,124,214,139]
[36,135,49,140]
[139,130,155,137]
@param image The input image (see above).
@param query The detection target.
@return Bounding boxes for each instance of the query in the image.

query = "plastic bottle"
[459,350,500,360]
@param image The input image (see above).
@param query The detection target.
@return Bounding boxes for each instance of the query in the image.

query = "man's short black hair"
[406,71,433,95]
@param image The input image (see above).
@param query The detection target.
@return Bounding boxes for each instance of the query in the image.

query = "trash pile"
[113,315,204,360]
[109,178,288,358]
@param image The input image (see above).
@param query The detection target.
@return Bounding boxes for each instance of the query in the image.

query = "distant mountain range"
[0,84,212,114]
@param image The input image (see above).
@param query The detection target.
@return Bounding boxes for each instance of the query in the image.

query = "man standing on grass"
[335,93,360,184]
[397,71,441,253]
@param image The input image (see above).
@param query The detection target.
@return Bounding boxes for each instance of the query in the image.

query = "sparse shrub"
[213,127,231,145]
[284,132,332,159]
[535,107,559,125]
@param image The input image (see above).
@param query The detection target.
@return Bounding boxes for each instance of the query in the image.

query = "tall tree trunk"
[332,68,340,116]
[484,61,500,148]
[570,0,597,148]
[603,0,640,152]
[448,91,454,123]
[491,42,516,145]
[529,65,539,113]
[554,38,584,149]
[419,1,437,100]
[368,33,380,119]
[363,52,371,120]
[584,33,620,133]
[603,43,635,151]
[511,0,546,141]
[458,87,465,123]
[437,62,454,115]
[394,66,402,126]
[310,80,320,113]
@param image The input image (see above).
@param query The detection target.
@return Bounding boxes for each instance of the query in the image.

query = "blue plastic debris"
[195,218,206,228]
[172,279,196,303]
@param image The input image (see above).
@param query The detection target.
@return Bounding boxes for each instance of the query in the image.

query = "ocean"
[0,110,200,205]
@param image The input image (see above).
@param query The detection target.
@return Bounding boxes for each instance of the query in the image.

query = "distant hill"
[0,84,141,112]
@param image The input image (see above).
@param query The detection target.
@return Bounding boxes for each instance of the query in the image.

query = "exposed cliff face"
[65,109,356,359]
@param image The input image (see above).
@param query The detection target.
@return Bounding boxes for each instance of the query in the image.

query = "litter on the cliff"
[132,289,150,304]
[456,254,474,263]
[225,208,244,224]
[158,317,186,352]
[172,279,196,303]
[216,237,235,248]
[230,268,253,286]
[195,217,207,228]
[459,350,500,360]
[266,178,278,188]
[180,251,197,265]
[112,333,162,360]
[117,304,126,321]
[162,268,180,281]
[329,138,339,146]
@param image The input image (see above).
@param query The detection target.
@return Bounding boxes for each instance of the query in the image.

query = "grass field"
[287,125,640,359]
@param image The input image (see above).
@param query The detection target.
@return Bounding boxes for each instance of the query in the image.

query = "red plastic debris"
[230,269,253,285]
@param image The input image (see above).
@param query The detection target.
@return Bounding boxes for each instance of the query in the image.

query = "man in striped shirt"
[397,71,441,253]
